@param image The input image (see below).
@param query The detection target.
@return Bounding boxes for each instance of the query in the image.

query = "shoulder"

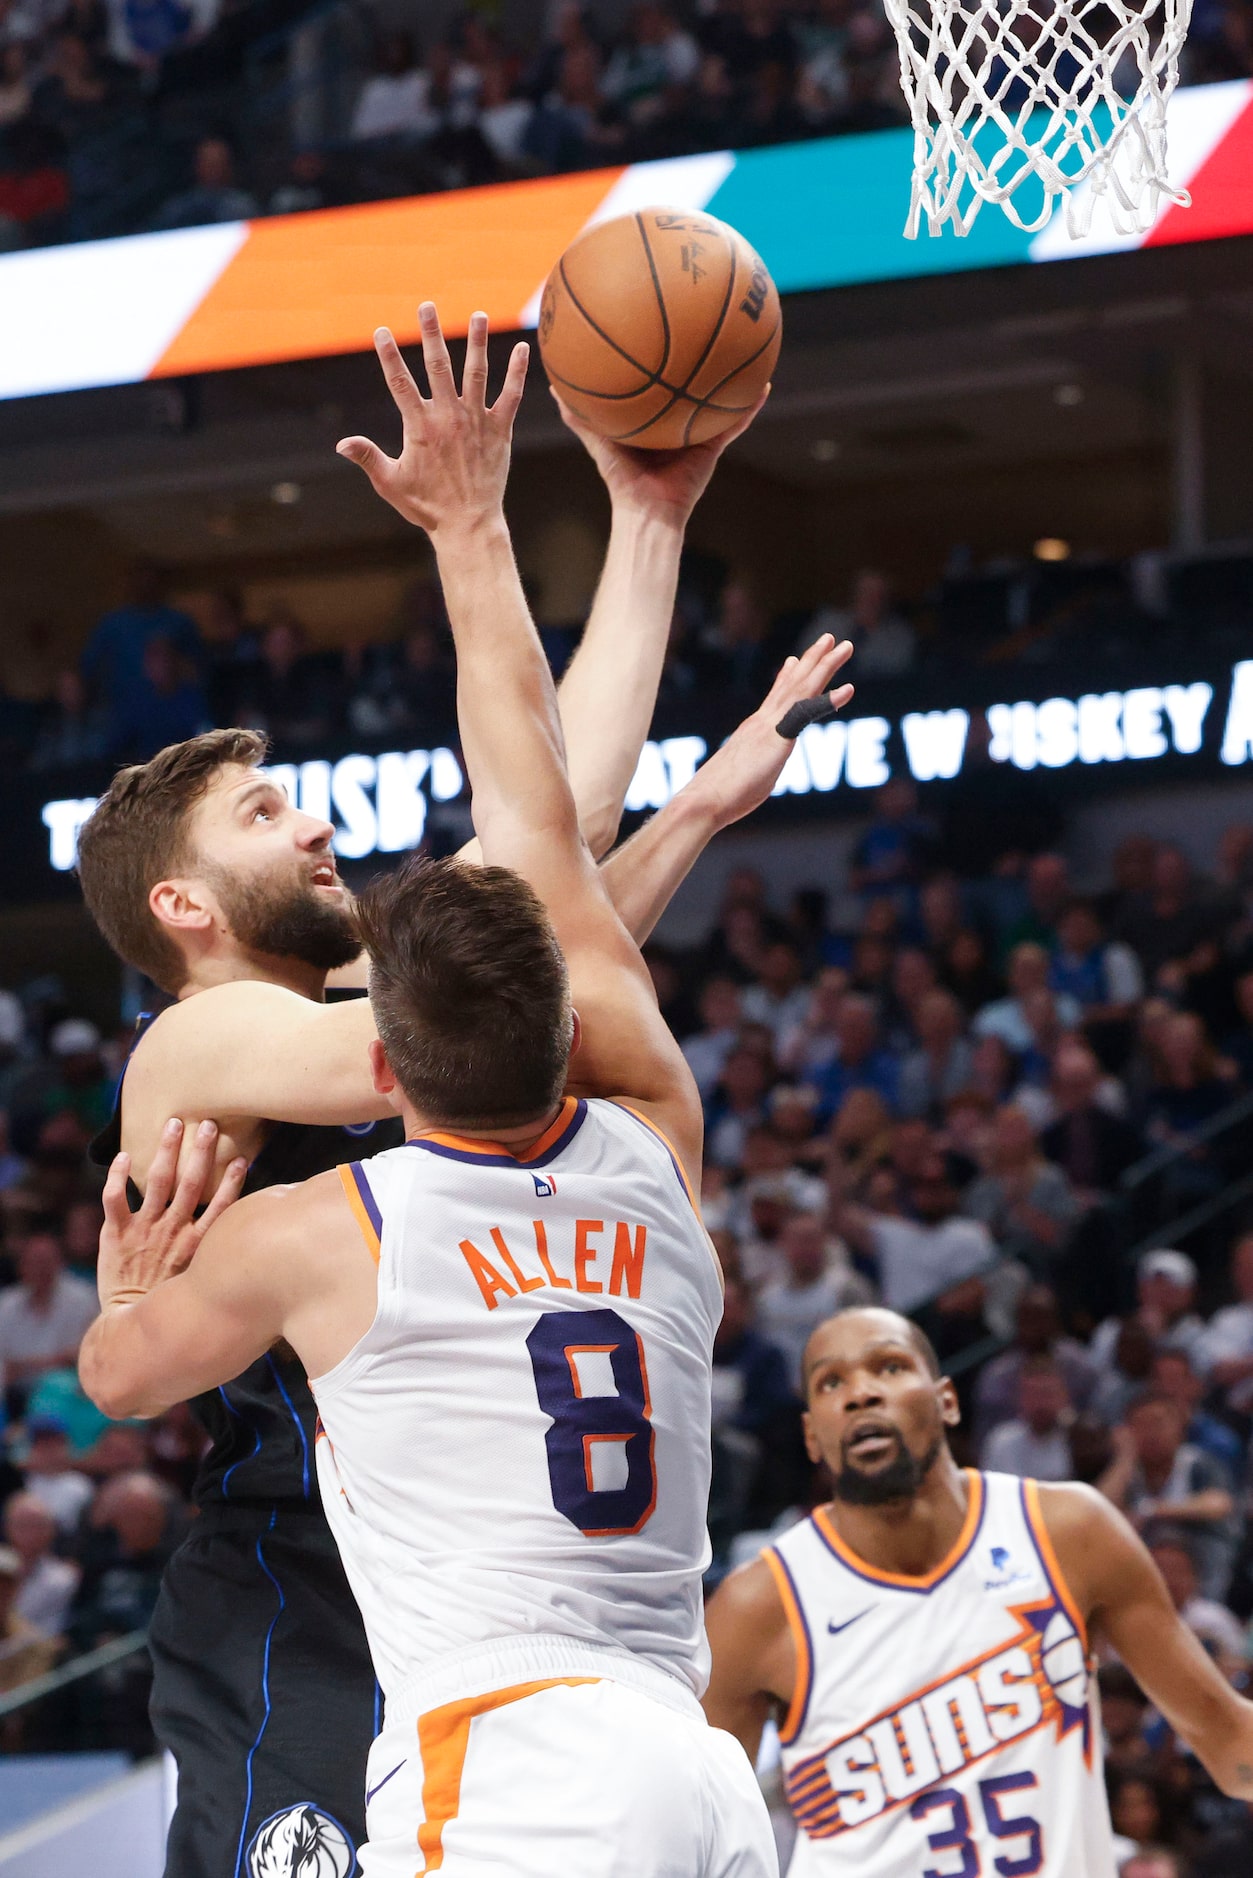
[707,1551,791,1637]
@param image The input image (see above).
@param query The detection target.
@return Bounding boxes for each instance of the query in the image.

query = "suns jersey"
[310,1096,722,1711]
[766,1470,1116,1878]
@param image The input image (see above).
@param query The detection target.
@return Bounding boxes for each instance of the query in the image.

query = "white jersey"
[311,1096,722,1714]
[766,1470,1116,1878]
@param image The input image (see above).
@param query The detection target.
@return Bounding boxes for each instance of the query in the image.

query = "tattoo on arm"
[1236,1763,1253,1786]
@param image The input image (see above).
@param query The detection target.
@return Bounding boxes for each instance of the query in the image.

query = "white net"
[884,0,1194,237]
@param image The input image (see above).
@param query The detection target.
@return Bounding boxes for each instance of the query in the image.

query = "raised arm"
[338,308,702,1177]
[1044,1481,1253,1798]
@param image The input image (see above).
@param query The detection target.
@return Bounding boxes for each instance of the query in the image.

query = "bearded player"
[78,305,849,1875]
[703,1304,1253,1876]
[76,318,848,1874]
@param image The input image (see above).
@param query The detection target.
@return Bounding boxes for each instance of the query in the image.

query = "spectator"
[108,630,211,758]
[1092,1249,1207,1371]
[0,1545,57,1695]
[800,568,916,675]
[779,966,847,1079]
[1115,843,1214,985]
[807,992,900,1121]
[681,977,743,1100]
[1107,1774,1178,1860]
[234,610,337,747]
[350,31,439,143]
[68,1470,175,1651]
[1001,851,1072,954]
[1098,1662,1153,1773]
[705,1045,772,1168]
[600,2,699,128]
[980,1357,1074,1480]
[973,942,1082,1053]
[1150,1346,1244,1485]
[755,1211,868,1388]
[0,1230,98,1417]
[832,1149,999,1332]
[30,29,117,143]
[0,42,31,125]
[1193,1804,1253,1877]
[1140,1011,1239,1201]
[106,0,216,71]
[742,941,810,1046]
[1049,898,1144,1020]
[711,1274,795,1437]
[30,667,109,769]
[849,777,937,911]
[1150,1535,1247,1668]
[973,1281,1096,1442]
[5,1490,78,1637]
[1040,1041,1144,1199]
[897,988,975,1120]
[79,564,201,726]
[962,1103,1079,1273]
[698,579,773,698]
[20,1415,93,1533]
[1099,1392,1236,1600]
[1200,1231,1253,1416]
[151,134,258,229]
[1223,964,1253,1085]
[943,925,1002,1016]
[1121,1852,1182,1878]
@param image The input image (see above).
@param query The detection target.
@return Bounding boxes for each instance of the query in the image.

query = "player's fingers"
[549,387,593,440]
[461,310,489,405]
[417,302,456,399]
[372,327,426,418]
[492,341,530,423]
[167,1120,220,1227]
[828,682,855,712]
[198,1156,249,1235]
[801,637,854,698]
[335,436,398,497]
[101,1152,132,1233]
[139,1118,183,1219]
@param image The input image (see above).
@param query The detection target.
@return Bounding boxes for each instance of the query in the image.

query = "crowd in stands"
[4,710,1253,1872]
[1,0,1251,249]
[4,532,1252,776]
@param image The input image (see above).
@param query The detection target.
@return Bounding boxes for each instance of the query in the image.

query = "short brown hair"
[353,855,572,1130]
[77,729,266,993]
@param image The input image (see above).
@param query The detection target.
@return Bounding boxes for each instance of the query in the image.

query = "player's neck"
[401,1098,565,1151]
[822,1452,971,1580]
[178,949,327,1002]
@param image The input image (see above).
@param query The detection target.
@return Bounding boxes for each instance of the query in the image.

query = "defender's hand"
[98,1120,247,1310]
[686,634,854,833]
[552,385,769,528]
[337,304,529,538]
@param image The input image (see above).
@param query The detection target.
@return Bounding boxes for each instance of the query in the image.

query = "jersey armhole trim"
[339,1162,382,1263]
[761,1546,814,1745]
[609,1102,699,1214]
[1021,1477,1089,1649]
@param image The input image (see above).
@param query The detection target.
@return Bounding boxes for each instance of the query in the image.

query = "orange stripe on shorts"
[416,1676,600,1871]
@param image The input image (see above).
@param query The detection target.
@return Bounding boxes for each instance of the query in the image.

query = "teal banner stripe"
[706,129,1042,290]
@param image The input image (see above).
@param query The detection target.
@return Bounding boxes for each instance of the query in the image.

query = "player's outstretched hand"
[337,303,529,539]
[685,634,854,834]
[97,1120,248,1311]
[551,384,770,529]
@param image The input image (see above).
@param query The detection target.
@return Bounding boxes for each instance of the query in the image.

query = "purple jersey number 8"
[527,1307,657,1537]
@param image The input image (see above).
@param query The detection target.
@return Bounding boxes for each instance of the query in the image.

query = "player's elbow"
[78,1334,151,1422]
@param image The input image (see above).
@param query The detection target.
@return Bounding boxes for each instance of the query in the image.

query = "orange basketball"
[537,207,781,451]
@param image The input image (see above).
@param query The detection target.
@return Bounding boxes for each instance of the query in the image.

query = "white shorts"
[361,1673,778,1877]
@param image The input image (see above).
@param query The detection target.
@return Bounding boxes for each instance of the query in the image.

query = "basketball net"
[884,0,1194,237]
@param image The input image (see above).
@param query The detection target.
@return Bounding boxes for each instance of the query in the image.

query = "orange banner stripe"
[152,167,624,378]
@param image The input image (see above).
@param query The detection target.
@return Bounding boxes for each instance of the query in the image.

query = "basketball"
[537,208,782,451]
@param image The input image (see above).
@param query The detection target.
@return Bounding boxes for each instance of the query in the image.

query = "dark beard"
[208,865,361,972]
[831,1430,943,1506]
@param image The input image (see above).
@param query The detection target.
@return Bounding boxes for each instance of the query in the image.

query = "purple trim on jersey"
[346,1161,383,1241]
[768,1544,815,1743]
[609,1101,693,1210]
[808,1485,988,1596]
[405,1099,588,1169]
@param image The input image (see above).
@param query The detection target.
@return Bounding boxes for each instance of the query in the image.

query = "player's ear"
[568,1009,583,1058]
[938,1377,961,1428]
[368,1039,398,1099]
[149,876,215,936]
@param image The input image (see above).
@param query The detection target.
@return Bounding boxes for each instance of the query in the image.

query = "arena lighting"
[36,662,1253,873]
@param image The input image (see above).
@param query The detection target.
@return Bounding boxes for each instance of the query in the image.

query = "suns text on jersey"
[787,1603,1088,1839]
[458,1219,647,1309]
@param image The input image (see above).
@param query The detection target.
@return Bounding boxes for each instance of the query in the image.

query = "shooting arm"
[601,637,853,943]
[1044,1481,1253,1797]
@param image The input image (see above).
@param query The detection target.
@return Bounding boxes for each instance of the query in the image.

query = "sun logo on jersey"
[786,1593,1092,1841]
[247,1804,355,1878]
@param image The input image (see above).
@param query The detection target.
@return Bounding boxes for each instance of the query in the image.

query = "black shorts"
[150,1505,378,1878]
